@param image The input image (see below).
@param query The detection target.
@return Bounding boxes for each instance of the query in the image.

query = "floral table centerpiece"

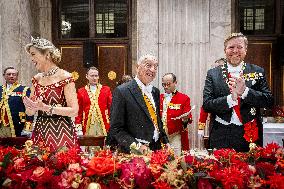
[0,140,283,189]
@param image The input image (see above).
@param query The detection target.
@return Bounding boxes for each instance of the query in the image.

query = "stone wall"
[0,0,52,86]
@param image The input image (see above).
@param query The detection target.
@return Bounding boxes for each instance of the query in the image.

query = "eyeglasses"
[162,82,171,87]
[143,62,158,70]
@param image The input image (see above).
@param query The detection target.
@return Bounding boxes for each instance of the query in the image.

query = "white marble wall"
[0,0,52,86]
[0,0,33,86]
[134,0,232,148]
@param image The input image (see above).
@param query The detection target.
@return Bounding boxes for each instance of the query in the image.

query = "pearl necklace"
[42,67,59,77]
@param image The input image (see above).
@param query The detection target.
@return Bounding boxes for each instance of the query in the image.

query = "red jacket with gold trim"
[160,91,192,151]
[198,106,209,130]
[75,85,112,135]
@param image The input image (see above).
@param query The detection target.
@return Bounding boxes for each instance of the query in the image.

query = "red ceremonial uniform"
[160,91,192,151]
[75,84,112,135]
[198,106,209,130]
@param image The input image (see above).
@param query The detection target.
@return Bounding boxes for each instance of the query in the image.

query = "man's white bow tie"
[144,85,153,93]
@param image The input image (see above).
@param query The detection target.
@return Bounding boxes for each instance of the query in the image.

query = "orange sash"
[143,94,158,130]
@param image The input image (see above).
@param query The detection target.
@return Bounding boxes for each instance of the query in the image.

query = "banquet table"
[263,122,284,147]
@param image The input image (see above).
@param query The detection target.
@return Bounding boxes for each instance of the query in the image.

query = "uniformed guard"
[0,67,33,137]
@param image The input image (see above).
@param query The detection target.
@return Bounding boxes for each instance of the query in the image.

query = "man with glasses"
[0,67,33,137]
[160,73,193,156]
[106,54,169,154]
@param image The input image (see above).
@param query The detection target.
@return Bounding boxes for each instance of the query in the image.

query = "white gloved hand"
[76,130,83,136]
[75,124,83,136]
[198,129,204,137]
[21,130,32,138]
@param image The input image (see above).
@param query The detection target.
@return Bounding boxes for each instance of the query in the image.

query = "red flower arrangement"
[0,141,283,189]
[86,156,117,177]
[119,157,152,188]
[152,180,172,189]
[266,174,284,189]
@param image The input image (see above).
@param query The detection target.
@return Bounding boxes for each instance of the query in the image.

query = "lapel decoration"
[242,72,263,81]
[168,103,181,110]
[221,61,246,86]
[250,107,256,116]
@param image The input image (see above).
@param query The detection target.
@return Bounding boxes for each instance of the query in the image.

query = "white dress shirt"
[6,84,12,91]
[134,77,156,110]
[90,85,97,93]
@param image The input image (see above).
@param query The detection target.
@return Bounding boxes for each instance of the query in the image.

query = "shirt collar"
[164,89,177,97]
[90,85,97,92]
[5,83,13,90]
[228,61,243,73]
[135,76,153,94]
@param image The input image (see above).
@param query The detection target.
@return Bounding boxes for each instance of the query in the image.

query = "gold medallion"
[108,71,116,80]
[71,71,79,81]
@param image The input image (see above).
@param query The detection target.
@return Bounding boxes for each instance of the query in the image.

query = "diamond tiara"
[30,36,55,49]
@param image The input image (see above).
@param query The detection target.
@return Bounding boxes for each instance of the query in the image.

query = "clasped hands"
[23,96,50,112]
[228,74,246,101]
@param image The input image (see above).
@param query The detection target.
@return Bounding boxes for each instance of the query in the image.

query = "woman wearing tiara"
[23,37,79,151]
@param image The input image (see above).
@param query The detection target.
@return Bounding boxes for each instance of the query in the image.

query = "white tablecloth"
[263,123,284,147]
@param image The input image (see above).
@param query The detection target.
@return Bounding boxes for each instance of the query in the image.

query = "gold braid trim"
[161,96,169,135]
[1,83,21,137]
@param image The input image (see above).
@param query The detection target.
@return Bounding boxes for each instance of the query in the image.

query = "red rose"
[86,157,116,176]
[14,158,26,171]
[30,166,53,183]
[184,154,194,164]
[152,181,172,189]
[150,150,170,165]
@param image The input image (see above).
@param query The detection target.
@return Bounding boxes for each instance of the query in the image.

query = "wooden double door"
[245,39,283,106]
[59,43,129,91]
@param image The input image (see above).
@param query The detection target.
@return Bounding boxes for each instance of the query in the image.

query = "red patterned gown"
[31,77,78,151]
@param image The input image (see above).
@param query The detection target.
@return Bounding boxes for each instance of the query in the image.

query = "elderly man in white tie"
[106,54,170,154]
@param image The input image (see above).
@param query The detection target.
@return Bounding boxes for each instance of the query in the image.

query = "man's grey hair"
[137,54,158,65]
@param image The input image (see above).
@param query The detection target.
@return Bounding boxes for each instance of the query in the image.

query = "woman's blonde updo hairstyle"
[25,37,61,64]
